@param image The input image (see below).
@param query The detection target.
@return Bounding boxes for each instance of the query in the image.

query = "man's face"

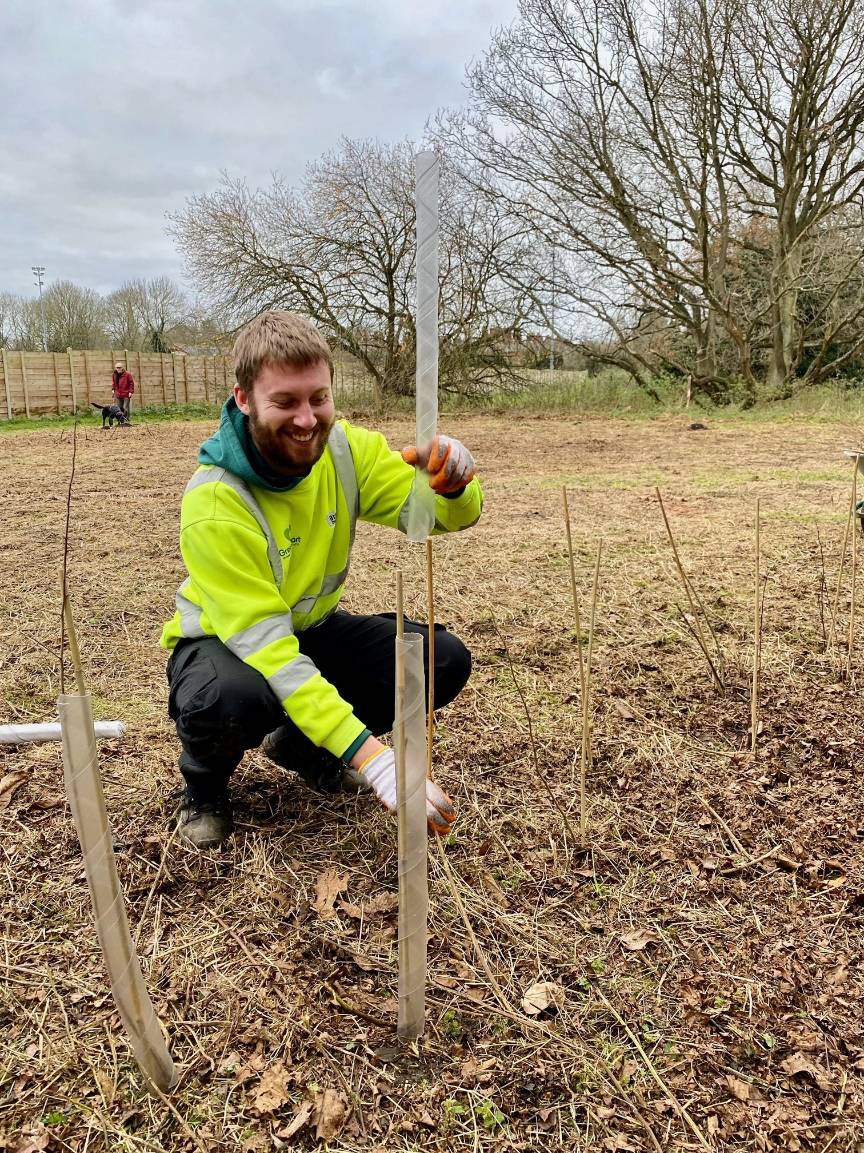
[235,360,336,477]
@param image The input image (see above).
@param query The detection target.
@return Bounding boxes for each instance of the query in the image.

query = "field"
[2,412,864,1152]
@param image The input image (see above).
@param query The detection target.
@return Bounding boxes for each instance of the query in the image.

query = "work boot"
[176,788,234,849]
[261,727,371,795]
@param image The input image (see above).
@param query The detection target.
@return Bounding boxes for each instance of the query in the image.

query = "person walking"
[160,310,483,849]
[112,361,135,420]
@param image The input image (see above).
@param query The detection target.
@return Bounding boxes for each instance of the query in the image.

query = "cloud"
[0,0,518,298]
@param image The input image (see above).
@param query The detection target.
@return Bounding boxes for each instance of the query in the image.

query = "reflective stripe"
[269,654,319,699]
[328,424,358,544]
[176,581,206,637]
[185,467,283,586]
[226,612,295,659]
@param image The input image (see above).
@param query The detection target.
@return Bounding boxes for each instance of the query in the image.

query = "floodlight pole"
[32,265,47,352]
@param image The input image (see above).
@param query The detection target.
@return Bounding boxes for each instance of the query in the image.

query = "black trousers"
[166,610,471,795]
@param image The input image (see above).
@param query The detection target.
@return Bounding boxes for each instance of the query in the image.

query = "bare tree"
[104,277,187,351]
[170,138,539,399]
[437,0,864,399]
[43,280,106,351]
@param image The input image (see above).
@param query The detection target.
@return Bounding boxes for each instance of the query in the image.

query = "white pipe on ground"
[0,721,125,745]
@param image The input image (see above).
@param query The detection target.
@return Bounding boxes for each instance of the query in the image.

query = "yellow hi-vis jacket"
[160,420,483,760]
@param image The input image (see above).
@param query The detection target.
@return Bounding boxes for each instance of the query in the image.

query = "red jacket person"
[112,362,135,419]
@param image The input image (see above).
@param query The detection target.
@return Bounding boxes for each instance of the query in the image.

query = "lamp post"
[32,265,47,351]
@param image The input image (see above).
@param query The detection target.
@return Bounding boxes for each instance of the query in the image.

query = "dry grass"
[2,414,864,1151]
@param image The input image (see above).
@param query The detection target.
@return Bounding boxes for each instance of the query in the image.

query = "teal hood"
[198,397,302,492]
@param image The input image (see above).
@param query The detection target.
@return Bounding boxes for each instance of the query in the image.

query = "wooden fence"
[0,349,233,419]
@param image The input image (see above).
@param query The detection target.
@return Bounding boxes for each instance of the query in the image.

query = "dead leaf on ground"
[521,980,565,1015]
[612,699,637,720]
[780,1052,832,1090]
[313,868,349,919]
[276,1100,315,1139]
[0,772,27,809]
[620,928,660,952]
[314,1088,350,1141]
[726,1075,753,1101]
[338,891,398,919]
[11,1128,50,1153]
[252,1060,292,1114]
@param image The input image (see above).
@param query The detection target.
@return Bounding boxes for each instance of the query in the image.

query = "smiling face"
[235,359,336,477]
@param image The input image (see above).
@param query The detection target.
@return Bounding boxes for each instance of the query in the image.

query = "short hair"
[233,311,334,393]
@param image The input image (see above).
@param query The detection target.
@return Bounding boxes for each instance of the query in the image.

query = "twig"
[489,612,579,846]
[432,839,513,1016]
[594,987,711,1151]
[323,980,391,1030]
[656,488,724,691]
[751,498,761,755]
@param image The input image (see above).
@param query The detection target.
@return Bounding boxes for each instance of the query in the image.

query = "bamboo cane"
[751,499,761,755]
[394,572,428,1040]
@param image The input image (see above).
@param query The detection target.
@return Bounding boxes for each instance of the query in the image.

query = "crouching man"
[159,311,483,848]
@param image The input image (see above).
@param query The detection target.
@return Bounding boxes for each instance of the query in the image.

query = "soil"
[1,413,864,1151]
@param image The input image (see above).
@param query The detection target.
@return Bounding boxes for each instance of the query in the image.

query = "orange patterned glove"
[401,435,475,495]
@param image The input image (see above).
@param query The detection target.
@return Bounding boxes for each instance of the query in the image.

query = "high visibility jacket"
[160,420,483,759]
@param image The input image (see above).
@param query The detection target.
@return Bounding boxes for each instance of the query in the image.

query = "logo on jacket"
[328,511,337,526]
[279,525,302,559]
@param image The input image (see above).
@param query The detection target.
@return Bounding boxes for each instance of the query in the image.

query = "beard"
[246,401,335,477]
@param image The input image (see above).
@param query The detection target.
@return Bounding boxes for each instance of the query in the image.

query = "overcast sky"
[0,0,517,300]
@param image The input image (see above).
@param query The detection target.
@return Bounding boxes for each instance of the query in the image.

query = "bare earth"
[2,413,864,1152]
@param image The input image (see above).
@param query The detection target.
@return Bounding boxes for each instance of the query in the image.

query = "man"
[112,362,135,420]
[160,311,483,849]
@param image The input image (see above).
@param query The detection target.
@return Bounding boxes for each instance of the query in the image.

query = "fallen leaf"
[521,980,565,1015]
[252,1061,292,1114]
[0,772,27,809]
[725,1075,752,1101]
[338,892,398,920]
[314,1087,350,1141]
[276,1100,315,1139]
[313,869,349,919]
[612,699,637,721]
[620,928,660,952]
[780,1052,832,1090]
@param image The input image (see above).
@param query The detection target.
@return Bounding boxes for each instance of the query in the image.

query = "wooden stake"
[426,539,435,776]
[751,499,760,755]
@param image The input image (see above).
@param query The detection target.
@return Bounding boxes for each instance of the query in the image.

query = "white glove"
[357,746,457,835]
[401,435,475,495]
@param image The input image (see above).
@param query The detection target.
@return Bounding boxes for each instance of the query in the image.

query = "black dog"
[91,401,129,428]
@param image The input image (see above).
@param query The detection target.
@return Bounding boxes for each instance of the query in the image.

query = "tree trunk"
[768,235,802,392]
